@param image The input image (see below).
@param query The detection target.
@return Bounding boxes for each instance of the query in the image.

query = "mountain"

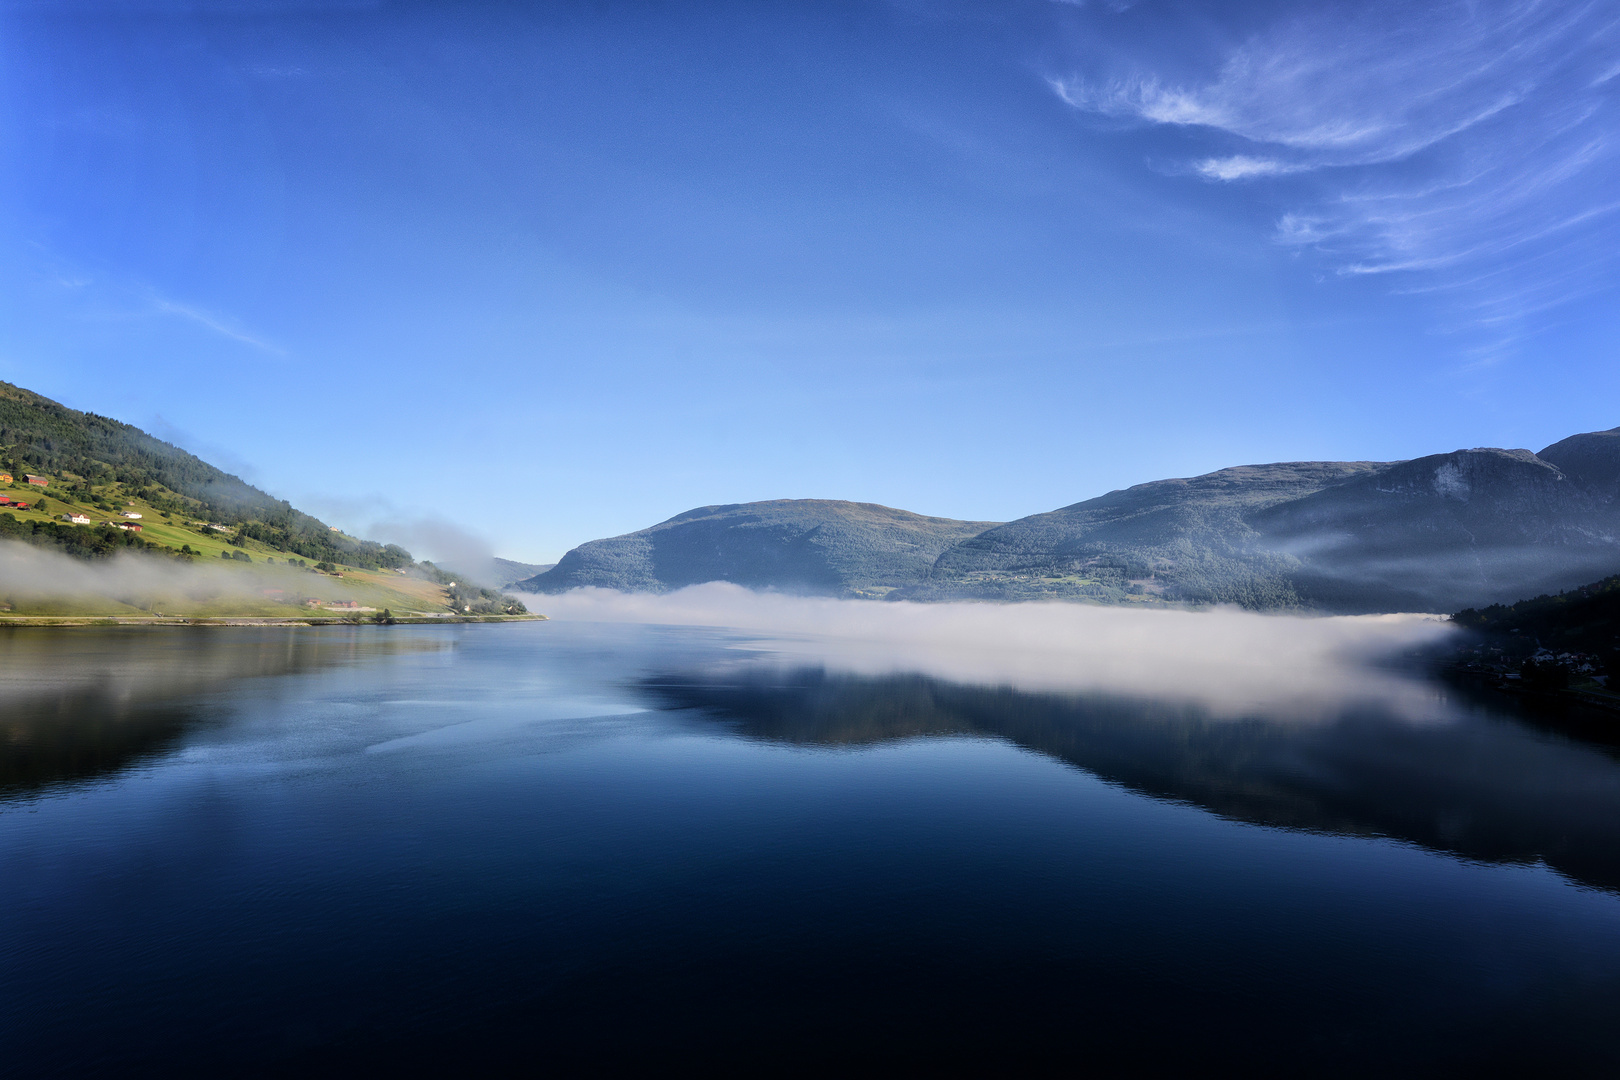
[0,381,529,618]
[0,380,409,570]
[913,461,1384,608]
[1538,426,1620,500]
[919,441,1620,612]
[517,500,1000,597]
[490,558,554,588]
[525,426,1620,613]
[1248,447,1620,612]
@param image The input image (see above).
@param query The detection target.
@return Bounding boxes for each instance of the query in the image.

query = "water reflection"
[543,583,1456,719]
[0,627,447,796]
[4,623,1620,1074]
[646,667,1620,892]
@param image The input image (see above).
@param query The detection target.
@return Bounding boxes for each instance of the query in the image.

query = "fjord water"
[4,622,1620,1073]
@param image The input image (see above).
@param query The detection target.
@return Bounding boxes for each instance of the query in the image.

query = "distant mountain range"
[527,500,996,599]
[519,426,1620,613]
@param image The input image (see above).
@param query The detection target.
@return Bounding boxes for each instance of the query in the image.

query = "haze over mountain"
[489,558,554,589]
[520,427,1620,613]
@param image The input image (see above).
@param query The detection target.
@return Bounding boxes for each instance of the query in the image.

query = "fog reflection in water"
[587,588,1619,891]
[543,583,1457,719]
[3,616,1620,1074]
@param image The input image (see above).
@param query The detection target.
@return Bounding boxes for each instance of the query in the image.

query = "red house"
[25,474,48,487]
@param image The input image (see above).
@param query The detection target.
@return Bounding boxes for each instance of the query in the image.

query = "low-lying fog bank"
[0,541,382,612]
[537,584,1456,719]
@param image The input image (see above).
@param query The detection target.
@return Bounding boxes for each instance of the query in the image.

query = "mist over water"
[537,583,1457,719]
[5,615,1619,1073]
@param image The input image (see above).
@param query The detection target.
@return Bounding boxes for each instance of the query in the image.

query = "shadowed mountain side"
[518,500,1000,597]
[645,669,1620,894]
[909,461,1384,607]
[1455,570,1620,655]
[1253,447,1620,613]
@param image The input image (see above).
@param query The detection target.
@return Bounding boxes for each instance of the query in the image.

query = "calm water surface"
[3,622,1620,1074]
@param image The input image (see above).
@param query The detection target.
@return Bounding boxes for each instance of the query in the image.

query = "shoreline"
[0,614,546,627]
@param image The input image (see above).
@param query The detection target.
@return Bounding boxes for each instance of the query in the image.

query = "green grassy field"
[0,476,488,618]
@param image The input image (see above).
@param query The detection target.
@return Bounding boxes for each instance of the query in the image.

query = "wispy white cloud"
[1194,155,1305,181]
[24,244,285,355]
[1052,2,1590,167]
[1048,0,1138,11]
[150,296,284,354]
[1049,0,1620,346]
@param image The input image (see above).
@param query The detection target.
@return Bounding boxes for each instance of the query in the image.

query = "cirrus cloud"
[1049,0,1620,354]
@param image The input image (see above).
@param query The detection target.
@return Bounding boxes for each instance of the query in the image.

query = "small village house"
[117,523,143,532]
[62,512,90,525]
[25,475,48,487]
[120,511,142,519]
[0,473,11,483]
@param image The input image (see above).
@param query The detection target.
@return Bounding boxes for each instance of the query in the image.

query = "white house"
[120,511,143,519]
[62,513,91,525]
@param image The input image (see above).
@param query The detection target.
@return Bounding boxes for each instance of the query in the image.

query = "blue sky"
[2,0,1616,563]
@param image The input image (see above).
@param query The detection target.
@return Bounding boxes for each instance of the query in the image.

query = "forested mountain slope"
[1454,571,1620,656]
[0,381,407,569]
[0,381,529,617]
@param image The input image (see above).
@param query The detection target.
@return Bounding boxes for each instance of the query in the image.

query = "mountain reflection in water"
[4,621,1620,1074]
[0,627,449,796]
[645,668,1620,893]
